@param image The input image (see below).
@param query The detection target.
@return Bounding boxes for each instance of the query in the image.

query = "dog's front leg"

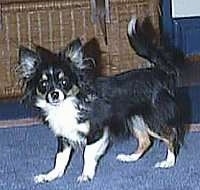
[34,137,72,183]
[77,127,109,182]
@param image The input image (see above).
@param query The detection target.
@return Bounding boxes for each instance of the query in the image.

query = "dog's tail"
[127,16,182,79]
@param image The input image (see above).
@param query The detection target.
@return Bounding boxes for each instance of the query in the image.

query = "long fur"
[18,40,110,183]
[17,16,185,184]
[72,16,185,166]
[76,18,182,134]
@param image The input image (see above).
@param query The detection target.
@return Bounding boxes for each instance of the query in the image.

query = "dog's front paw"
[77,174,92,183]
[34,168,65,184]
[34,174,50,184]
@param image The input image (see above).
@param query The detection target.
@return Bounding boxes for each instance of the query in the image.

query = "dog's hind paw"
[77,175,91,183]
[116,153,141,162]
[155,150,176,168]
[154,160,175,168]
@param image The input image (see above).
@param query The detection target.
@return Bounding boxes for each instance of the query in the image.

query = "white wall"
[172,0,200,18]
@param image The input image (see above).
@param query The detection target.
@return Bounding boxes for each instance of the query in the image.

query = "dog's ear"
[63,38,84,67]
[36,46,57,64]
[18,46,38,79]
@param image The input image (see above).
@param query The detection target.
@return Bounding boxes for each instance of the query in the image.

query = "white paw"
[154,160,175,168]
[77,175,92,183]
[34,174,50,184]
[116,153,141,162]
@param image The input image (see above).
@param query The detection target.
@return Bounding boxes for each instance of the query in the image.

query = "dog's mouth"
[49,100,62,106]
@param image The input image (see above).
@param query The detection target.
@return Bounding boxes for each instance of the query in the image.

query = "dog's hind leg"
[117,116,151,162]
[77,127,109,182]
[148,128,178,168]
[154,138,176,168]
[154,147,175,168]
[116,127,151,162]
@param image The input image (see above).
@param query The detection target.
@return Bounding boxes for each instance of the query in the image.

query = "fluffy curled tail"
[127,16,180,78]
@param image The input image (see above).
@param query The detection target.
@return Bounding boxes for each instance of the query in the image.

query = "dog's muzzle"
[47,89,65,105]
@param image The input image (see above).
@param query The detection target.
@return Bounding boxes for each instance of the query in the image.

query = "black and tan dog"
[18,16,184,183]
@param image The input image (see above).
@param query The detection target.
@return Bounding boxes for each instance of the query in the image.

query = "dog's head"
[18,38,85,106]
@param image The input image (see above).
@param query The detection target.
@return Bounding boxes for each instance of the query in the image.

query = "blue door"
[162,0,200,56]
[161,0,200,124]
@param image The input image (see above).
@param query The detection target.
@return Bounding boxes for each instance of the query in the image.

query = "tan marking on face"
[36,87,46,98]
[58,71,64,79]
[67,85,79,96]
[42,73,48,81]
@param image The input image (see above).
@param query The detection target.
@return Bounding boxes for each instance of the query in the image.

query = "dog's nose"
[51,91,59,100]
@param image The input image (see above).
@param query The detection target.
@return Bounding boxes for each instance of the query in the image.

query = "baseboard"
[0,117,41,128]
[0,118,200,133]
[188,123,200,132]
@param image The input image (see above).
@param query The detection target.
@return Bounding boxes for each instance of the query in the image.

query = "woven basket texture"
[0,0,159,98]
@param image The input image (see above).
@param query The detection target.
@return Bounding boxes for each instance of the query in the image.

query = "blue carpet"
[1,125,200,190]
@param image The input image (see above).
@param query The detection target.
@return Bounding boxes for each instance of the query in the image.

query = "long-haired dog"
[18,42,110,183]
[76,16,184,167]
[18,16,184,183]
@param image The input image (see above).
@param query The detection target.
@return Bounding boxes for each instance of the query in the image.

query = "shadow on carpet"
[1,125,200,190]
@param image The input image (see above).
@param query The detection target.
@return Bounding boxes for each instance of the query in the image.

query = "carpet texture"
[1,86,200,190]
[1,125,200,190]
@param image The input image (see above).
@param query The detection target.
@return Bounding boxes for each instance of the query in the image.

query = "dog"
[18,16,184,183]
[70,16,184,168]
[18,40,110,183]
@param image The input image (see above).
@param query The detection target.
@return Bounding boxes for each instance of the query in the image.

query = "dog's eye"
[37,80,49,94]
[40,80,49,88]
[60,78,69,86]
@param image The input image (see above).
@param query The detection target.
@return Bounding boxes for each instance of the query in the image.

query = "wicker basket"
[0,0,159,98]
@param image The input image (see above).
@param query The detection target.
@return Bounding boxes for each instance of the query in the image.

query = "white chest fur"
[36,97,90,143]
